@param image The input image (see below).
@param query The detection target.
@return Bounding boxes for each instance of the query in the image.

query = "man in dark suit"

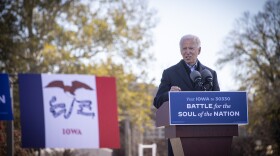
[153,34,220,155]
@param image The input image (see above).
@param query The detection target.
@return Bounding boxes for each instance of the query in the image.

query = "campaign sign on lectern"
[169,91,248,125]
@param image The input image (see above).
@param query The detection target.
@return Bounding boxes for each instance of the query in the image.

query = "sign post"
[0,73,13,120]
[0,73,14,156]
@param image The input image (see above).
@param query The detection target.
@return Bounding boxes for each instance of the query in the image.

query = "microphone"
[190,70,204,91]
[201,69,213,91]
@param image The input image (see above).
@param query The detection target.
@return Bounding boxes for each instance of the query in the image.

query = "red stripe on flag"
[96,77,120,148]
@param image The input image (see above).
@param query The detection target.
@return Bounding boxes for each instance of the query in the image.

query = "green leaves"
[216,0,280,154]
[1,1,157,155]
[1,0,157,142]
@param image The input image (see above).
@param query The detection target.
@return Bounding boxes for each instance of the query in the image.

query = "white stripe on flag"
[42,74,100,148]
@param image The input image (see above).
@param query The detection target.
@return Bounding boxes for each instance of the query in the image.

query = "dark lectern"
[156,101,238,156]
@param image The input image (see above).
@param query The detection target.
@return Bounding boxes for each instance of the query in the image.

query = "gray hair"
[179,34,201,50]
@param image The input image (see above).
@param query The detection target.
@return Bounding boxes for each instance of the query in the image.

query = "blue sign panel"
[169,91,248,125]
[0,73,13,120]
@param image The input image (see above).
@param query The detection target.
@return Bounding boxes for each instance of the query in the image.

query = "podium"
[156,101,238,156]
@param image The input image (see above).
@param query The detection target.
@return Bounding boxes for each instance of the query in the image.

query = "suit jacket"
[153,59,220,109]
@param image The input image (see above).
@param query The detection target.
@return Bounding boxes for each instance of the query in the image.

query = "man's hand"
[170,86,181,91]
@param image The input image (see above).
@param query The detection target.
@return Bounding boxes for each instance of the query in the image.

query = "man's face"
[180,39,201,65]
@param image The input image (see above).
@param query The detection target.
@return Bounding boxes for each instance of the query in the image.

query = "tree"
[90,58,155,155]
[0,0,157,155]
[0,0,156,74]
[216,0,280,155]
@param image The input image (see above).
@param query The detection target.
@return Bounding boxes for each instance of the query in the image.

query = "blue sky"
[148,0,266,90]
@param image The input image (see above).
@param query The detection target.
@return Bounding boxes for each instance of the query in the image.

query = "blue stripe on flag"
[19,74,46,147]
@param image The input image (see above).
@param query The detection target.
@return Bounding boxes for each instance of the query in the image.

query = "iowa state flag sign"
[18,74,120,148]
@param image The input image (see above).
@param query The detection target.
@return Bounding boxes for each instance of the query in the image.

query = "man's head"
[179,34,201,65]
